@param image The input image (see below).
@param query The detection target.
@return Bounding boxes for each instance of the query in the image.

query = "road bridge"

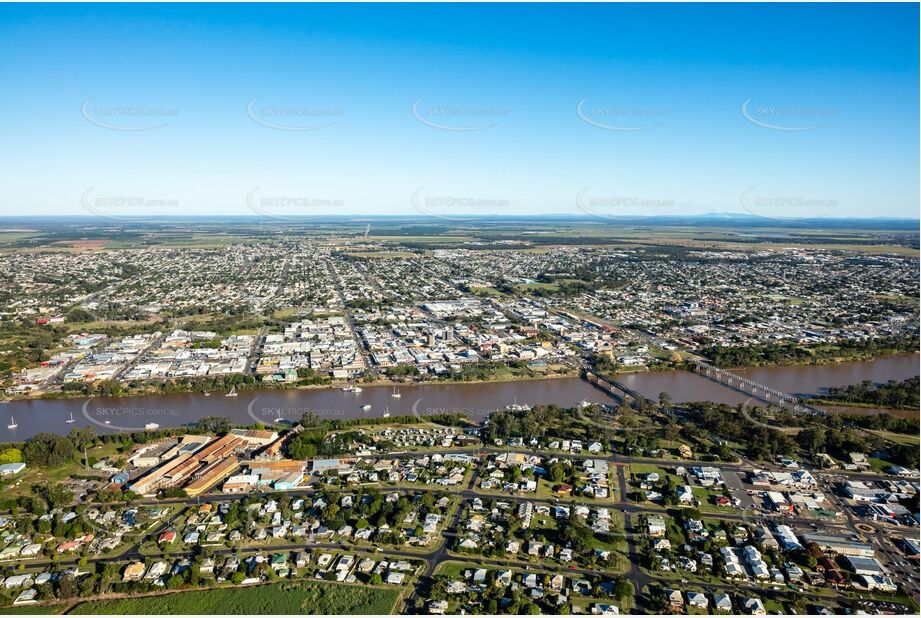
[584,370,653,406]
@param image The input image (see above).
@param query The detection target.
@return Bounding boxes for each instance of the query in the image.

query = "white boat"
[226,386,238,397]
[7,417,16,429]
[104,420,111,425]
[579,400,593,408]
[144,422,160,430]
[361,404,372,411]
[382,407,391,419]
[274,417,284,423]
[504,396,531,412]
[203,391,211,397]
[391,387,401,398]
[66,411,76,424]
[342,385,363,393]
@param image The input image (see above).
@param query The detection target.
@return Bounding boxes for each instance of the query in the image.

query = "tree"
[562,513,593,553]
[796,426,826,454]
[57,575,77,599]
[286,426,328,459]
[613,578,634,602]
[194,417,231,434]
[35,483,73,509]
[522,602,541,614]
[68,426,96,451]
[22,433,75,467]
[548,462,566,483]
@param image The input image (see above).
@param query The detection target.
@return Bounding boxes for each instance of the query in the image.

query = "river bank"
[8,364,580,403]
[1,353,916,443]
[13,349,918,404]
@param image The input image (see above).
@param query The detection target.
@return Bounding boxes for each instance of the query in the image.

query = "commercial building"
[803,534,874,558]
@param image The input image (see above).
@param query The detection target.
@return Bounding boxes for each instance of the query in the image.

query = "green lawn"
[628,464,682,487]
[865,429,919,446]
[0,606,68,615]
[867,457,891,472]
[468,286,505,297]
[67,581,402,615]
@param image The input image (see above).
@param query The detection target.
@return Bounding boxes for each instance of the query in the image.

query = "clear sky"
[0,2,918,220]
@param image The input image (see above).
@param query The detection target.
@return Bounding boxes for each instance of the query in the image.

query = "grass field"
[468,285,505,297]
[865,429,920,446]
[0,605,67,614]
[65,318,162,332]
[67,581,402,615]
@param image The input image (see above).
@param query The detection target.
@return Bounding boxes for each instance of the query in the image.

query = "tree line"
[820,376,919,409]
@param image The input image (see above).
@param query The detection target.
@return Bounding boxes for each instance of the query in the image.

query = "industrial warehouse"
[128,429,280,497]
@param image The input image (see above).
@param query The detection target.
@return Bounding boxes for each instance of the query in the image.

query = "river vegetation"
[812,376,919,409]
[44,369,328,401]
[701,335,919,368]
[681,402,797,460]
[679,400,919,469]
[481,403,623,446]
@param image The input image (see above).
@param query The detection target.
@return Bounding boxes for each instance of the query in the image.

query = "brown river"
[1,354,917,442]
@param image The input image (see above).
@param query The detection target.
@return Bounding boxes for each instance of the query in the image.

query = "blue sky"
[0,2,917,219]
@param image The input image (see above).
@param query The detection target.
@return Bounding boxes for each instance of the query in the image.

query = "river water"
[616,353,919,404]
[1,354,916,442]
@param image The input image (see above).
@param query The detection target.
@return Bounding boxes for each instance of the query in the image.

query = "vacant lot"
[67,581,402,615]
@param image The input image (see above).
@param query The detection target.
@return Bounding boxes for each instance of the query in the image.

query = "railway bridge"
[690,359,825,415]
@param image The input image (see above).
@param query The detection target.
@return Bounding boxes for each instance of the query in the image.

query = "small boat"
[7,417,16,429]
[504,396,531,412]
[342,385,363,393]
[274,416,284,424]
[203,391,211,397]
[579,400,593,408]
[361,404,372,411]
[391,387,401,398]
[144,422,160,430]
[382,407,391,419]
[226,386,238,397]
[66,411,76,424]
[104,420,111,425]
